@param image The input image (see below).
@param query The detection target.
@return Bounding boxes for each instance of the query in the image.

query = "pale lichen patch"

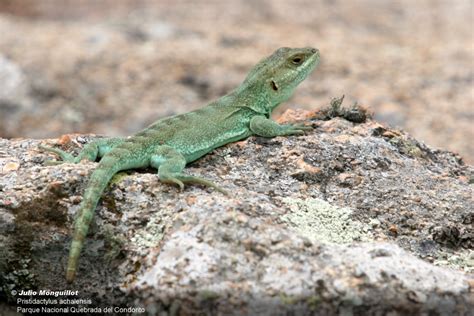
[281,197,371,244]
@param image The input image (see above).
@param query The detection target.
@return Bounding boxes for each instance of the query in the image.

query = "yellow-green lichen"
[306,295,321,310]
[198,289,220,301]
[282,198,371,244]
[130,211,168,248]
[389,137,424,158]
[279,293,298,305]
[109,172,130,186]
[102,223,126,263]
[434,249,474,273]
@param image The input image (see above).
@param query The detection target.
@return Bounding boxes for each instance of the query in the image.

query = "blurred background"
[0,0,472,162]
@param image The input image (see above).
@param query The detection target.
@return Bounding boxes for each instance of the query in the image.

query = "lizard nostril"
[310,48,318,54]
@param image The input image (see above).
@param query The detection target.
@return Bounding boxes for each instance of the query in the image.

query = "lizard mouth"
[304,47,320,72]
[308,47,320,62]
[309,47,319,55]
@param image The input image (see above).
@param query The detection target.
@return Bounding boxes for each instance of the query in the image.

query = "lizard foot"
[177,175,229,195]
[161,174,228,195]
[160,177,185,191]
[38,145,75,162]
[280,123,312,136]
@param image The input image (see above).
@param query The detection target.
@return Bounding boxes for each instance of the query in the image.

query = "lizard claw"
[161,177,185,191]
[43,159,65,166]
[291,123,313,130]
[280,123,312,136]
[299,126,313,131]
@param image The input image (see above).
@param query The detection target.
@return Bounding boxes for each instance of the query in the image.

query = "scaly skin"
[39,47,320,282]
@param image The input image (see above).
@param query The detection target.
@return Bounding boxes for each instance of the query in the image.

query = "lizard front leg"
[150,145,228,195]
[249,116,311,137]
[39,137,124,165]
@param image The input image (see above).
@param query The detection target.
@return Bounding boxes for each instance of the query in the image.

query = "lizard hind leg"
[38,145,76,164]
[150,146,228,195]
[39,137,124,165]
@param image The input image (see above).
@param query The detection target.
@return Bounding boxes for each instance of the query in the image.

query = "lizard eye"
[291,56,303,65]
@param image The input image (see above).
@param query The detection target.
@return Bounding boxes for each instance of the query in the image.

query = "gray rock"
[0,113,472,315]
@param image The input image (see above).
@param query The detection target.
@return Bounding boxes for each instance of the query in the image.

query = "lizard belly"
[177,127,251,163]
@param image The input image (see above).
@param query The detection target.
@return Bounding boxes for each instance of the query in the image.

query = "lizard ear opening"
[271,80,279,91]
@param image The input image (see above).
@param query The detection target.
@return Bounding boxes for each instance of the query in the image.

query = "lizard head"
[242,47,320,112]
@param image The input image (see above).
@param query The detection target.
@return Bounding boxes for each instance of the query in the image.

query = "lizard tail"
[66,155,121,283]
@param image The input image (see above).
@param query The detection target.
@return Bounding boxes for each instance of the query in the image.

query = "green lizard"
[39,47,320,282]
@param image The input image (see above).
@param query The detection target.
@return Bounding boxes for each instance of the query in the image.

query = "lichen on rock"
[1,108,472,314]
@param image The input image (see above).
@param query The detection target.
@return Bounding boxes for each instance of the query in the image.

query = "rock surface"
[0,107,472,315]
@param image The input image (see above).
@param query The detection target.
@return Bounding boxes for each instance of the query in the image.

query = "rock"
[0,111,472,314]
[0,55,27,102]
[0,54,33,138]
